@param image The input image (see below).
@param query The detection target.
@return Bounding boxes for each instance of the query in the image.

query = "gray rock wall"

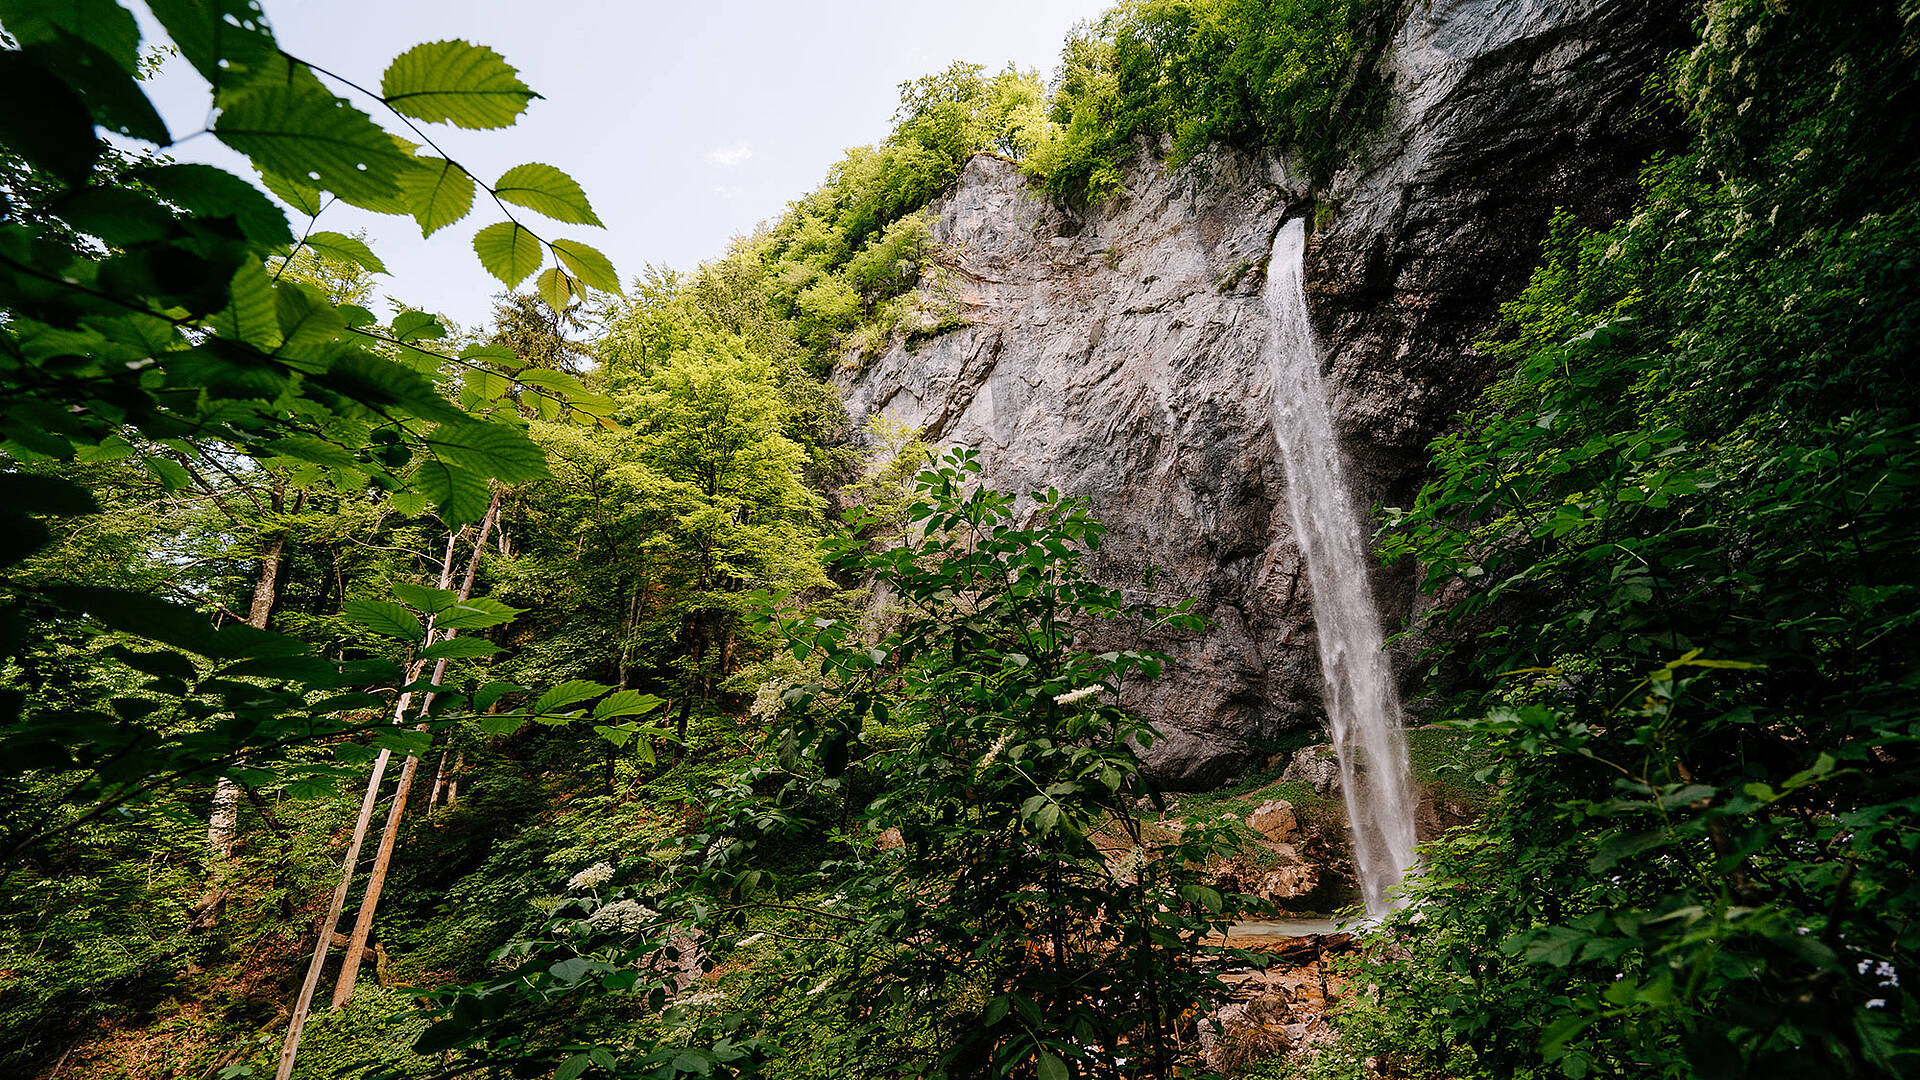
[839,0,1685,786]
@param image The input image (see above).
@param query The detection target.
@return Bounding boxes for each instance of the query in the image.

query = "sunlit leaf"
[494,162,601,226]
[472,221,543,288]
[380,40,538,130]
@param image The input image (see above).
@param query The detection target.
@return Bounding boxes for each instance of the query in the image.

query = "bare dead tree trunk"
[427,749,452,810]
[208,514,286,859]
[617,581,639,691]
[332,487,501,1007]
[275,529,459,1080]
[673,614,705,762]
[271,742,395,1080]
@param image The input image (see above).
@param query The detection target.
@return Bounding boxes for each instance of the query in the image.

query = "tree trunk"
[674,615,705,761]
[428,749,451,810]
[332,487,500,1008]
[617,581,640,691]
[446,750,463,806]
[272,738,396,1080]
[276,527,460,1080]
[208,527,285,859]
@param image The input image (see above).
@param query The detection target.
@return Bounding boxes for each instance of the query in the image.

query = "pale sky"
[134,0,1114,329]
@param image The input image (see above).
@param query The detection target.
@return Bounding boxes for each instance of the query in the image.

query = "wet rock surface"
[841,0,1685,786]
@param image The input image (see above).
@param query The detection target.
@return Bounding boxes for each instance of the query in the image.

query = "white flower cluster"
[586,898,656,934]
[975,729,1016,777]
[1105,844,1147,884]
[1055,684,1102,706]
[1857,958,1900,987]
[567,861,614,891]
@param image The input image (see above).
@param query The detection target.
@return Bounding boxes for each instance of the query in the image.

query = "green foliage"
[378,39,538,130]
[1029,0,1393,201]
[1320,5,1920,1078]
[0,10,665,1072]
[677,3,1396,377]
[397,864,764,1080]
[714,451,1255,1077]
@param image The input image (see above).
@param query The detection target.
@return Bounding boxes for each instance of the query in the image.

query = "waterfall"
[1262,218,1419,915]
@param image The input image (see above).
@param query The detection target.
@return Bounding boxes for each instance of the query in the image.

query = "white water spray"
[1263,218,1419,915]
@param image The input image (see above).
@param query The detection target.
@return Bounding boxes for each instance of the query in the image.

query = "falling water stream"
[1263,219,1419,915]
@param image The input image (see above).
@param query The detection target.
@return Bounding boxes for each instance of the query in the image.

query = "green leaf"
[1521,926,1589,968]
[52,187,172,246]
[18,33,170,145]
[517,368,589,396]
[1541,1013,1596,1058]
[477,713,526,736]
[592,690,663,719]
[433,597,525,631]
[388,488,431,515]
[144,455,191,491]
[392,581,458,614]
[671,1051,713,1076]
[414,459,491,524]
[390,310,446,342]
[0,516,51,569]
[39,586,217,655]
[550,239,620,293]
[460,342,517,365]
[0,472,99,515]
[1589,829,1665,872]
[412,1017,471,1055]
[260,169,323,217]
[380,40,538,130]
[530,679,610,716]
[0,0,142,72]
[145,0,277,89]
[418,636,500,660]
[0,51,102,186]
[425,420,548,483]
[397,155,476,237]
[302,231,387,274]
[494,162,601,226]
[549,955,597,983]
[1783,752,1838,791]
[317,347,466,423]
[555,1053,592,1080]
[137,164,291,246]
[274,281,348,346]
[473,681,521,710]
[464,369,513,400]
[1036,1052,1069,1080]
[206,259,283,349]
[215,73,412,210]
[536,266,575,312]
[472,221,544,288]
[592,723,635,748]
[163,339,290,404]
[340,599,424,642]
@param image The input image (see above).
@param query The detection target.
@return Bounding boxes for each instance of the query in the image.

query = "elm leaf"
[494,162,601,226]
[380,41,537,130]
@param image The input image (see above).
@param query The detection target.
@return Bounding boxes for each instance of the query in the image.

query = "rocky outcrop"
[840,0,1684,785]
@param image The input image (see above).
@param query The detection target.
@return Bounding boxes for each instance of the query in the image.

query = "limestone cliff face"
[838,0,1684,786]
